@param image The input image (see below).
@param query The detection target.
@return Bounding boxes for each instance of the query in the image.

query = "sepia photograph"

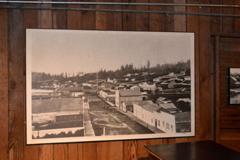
[26,29,195,144]
[229,68,240,104]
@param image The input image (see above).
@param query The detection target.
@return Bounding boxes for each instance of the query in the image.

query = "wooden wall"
[0,1,240,160]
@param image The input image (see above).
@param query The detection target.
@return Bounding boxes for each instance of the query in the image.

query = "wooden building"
[1,1,240,160]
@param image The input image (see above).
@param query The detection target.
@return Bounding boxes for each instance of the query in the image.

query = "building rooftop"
[119,89,142,97]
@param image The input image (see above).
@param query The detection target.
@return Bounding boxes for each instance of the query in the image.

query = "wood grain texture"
[124,140,137,160]
[23,6,39,160]
[38,0,53,29]
[82,142,97,160]
[149,0,162,31]
[222,0,234,33]
[198,0,213,140]
[81,0,96,30]
[173,0,186,32]
[234,1,240,33]
[96,0,109,30]
[0,8,9,160]
[67,0,82,30]
[8,7,25,160]
[123,0,136,31]
[54,144,69,160]
[161,0,174,32]
[136,0,149,31]
[109,0,123,30]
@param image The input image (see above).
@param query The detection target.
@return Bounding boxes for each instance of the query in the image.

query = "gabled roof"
[158,103,179,114]
[133,100,160,112]
[119,89,142,97]
[142,104,161,112]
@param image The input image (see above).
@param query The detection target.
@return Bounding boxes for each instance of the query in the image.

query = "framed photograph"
[228,68,240,104]
[26,29,195,144]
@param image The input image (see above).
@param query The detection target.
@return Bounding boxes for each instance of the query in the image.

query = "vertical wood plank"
[67,0,82,29]
[96,0,109,30]
[23,4,39,160]
[214,35,220,143]
[162,0,174,32]
[109,0,123,30]
[67,143,79,160]
[149,0,162,31]
[198,0,213,140]
[39,145,54,160]
[52,0,67,29]
[38,0,53,29]
[77,143,83,160]
[97,142,110,160]
[123,140,137,160]
[210,0,223,32]
[0,8,9,160]
[234,0,240,33]
[81,0,96,30]
[123,0,136,31]
[8,6,25,160]
[109,141,124,160]
[54,144,69,160]
[174,0,186,32]
[136,0,149,31]
[82,142,97,160]
[222,0,234,32]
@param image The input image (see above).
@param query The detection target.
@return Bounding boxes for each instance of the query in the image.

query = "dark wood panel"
[0,8,9,160]
[8,7,26,160]
[38,0,53,29]
[173,0,186,32]
[67,0,82,29]
[210,0,223,32]
[136,0,149,31]
[198,0,213,140]
[96,0,109,30]
[149,0,162,31]
[222,0,234,33]
[123,0,136,31]
[81,0,96,30]
[108,0,123,30]
[220,140,240,152]
[234,1,240,33]
[23,6,39,160]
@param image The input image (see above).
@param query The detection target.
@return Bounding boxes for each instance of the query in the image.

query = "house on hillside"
[58,87,84,98]
[115,89,142,110]
[139,82,156,91]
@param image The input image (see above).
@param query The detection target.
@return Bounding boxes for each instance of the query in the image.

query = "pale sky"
[26,29,194,75]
